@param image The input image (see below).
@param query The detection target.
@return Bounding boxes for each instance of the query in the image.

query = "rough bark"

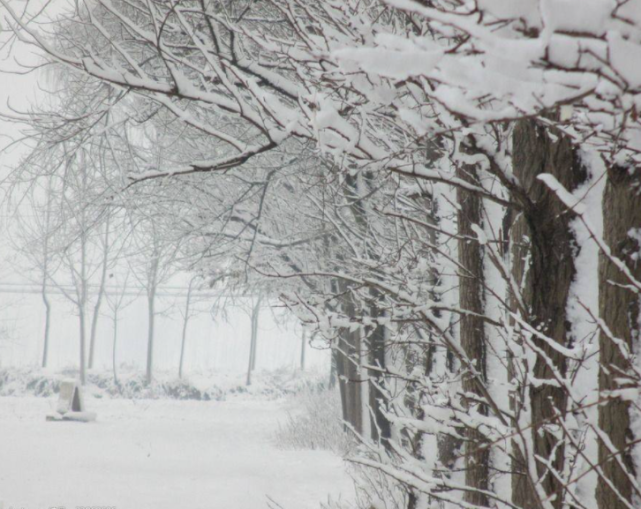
[457,163,489,507]
[335,278,364,435]
[368,301,391,444]
[510,118,587,509]
[330,278,351,426]
[334,336,349,424]
[596,167,641,509]
[329,346,338,389]
[345,325,364,435]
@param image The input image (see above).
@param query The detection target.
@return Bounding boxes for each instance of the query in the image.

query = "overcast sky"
[0,0,73,161]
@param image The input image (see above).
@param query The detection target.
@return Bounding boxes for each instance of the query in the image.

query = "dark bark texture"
[596,167,641,509]
[334,278,364,435]
[457,164,490,507]
[368,299,391,445]
[510,118,587,509]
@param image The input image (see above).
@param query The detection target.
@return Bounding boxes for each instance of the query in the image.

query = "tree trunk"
[41,189,52,369]
[329,347,338,388]
[346,332,363,435]
[251,297,260,371]
[146,291,155,384]
[333,278,364,435]
[246,334,254,386]
[368,300,390,445]
[179,278,196,379]
[145,255,159,385]
[456,163,489,506]
[510,118,587,509]
[112,308,118,385]
[79,307,87,385]
[596,167,641,509]
[41,279,51,369]
[246,297,260,386]
[89,219,110,370]
[334,333,350,425]
[78,223,88,386]
[300,329,306,371]
[343,301,364,436]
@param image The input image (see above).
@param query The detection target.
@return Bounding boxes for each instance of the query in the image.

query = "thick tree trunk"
[334,278,364,435]
[330,278,350,425]
[334,337,349,423]
[510,119,587,509]
[456,164,489,506]
[345,326,364,435]
[596,167,641,509]
[329,348,337,388]
[368,301,390,445]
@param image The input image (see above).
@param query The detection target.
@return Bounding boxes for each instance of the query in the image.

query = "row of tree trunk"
[333,119,641,509]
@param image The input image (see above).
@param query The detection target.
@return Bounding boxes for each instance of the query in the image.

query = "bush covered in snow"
[0,367,329,401]
[273,385,354,456]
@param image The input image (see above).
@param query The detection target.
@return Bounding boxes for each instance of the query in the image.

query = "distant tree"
[104,268,136,385]
[178,274,203,379]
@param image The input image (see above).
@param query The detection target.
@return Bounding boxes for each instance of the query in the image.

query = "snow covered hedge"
[0,368,329,401]
[273,386,354,455]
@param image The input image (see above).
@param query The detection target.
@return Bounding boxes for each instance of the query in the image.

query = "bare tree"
[104,268,136,386]
[88,214,111,370]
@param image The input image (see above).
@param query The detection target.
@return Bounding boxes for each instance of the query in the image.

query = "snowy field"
[0,396,354,509]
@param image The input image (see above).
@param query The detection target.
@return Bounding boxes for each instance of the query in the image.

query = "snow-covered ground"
[0,396,354,509]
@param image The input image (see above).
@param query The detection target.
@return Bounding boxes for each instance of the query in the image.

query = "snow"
[537,173,587,215]
[334,43,444,81]
[0,367,330,402]
[0,395,354,509]
[540,0,615,37]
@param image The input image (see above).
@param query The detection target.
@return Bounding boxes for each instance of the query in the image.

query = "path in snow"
[0,396,354,509]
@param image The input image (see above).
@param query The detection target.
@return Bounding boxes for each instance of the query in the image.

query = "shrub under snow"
[0,367,328,401]
[273,385,354,456]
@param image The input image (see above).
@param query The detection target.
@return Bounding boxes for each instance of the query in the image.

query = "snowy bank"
[0,367,330,401]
